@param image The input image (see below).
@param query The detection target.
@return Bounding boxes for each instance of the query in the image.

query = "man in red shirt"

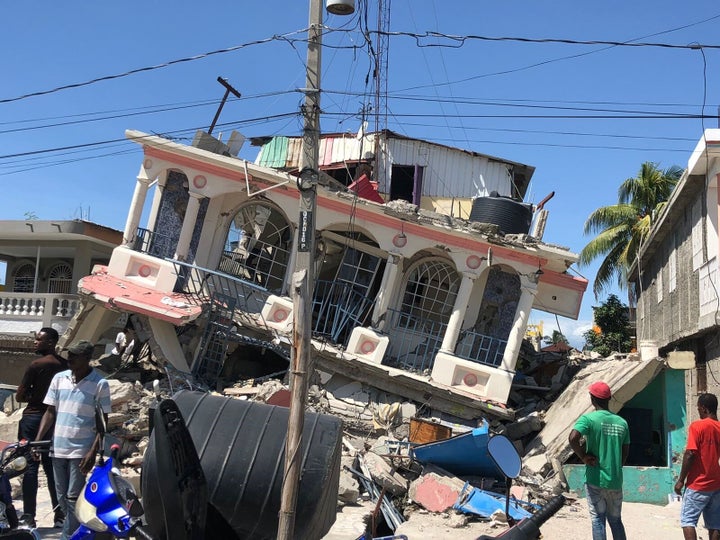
[15,328,68,529]
[675,393,720,540]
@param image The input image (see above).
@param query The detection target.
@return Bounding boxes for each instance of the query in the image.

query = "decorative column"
[371,254,402,330]
[440,273,476,353]
[122,168,153,246]
[71,243,92,293]
[173,192,203,262]
[500,274,538,371]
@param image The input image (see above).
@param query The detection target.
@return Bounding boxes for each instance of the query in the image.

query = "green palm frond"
[581,161,684,297]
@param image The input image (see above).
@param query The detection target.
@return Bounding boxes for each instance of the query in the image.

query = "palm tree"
[580,161,683,298]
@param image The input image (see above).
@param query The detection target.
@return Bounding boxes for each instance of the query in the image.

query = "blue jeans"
[18,413,59,517]
[53,457,85,540]
[586,483,627,540]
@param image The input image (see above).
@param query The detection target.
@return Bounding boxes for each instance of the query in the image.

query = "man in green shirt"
[569,381,630,540]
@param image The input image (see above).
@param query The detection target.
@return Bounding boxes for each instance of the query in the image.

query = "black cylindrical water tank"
[145,390,342,540]
[469,194,533,235]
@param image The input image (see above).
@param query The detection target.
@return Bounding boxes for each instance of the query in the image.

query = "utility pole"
[277,2,354,537]
[277,0,322,537]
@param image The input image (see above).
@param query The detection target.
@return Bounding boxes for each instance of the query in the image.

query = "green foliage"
[544,330,569,345]
[580,162,683,298]
[24,211,38,220]
[583,294,633,357]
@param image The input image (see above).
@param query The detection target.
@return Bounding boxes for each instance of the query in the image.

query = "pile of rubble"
[0,343,627,537]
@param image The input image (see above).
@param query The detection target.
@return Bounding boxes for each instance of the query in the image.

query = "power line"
[373,29,720,51]
[0,112,299,160]
[0,30,309,104]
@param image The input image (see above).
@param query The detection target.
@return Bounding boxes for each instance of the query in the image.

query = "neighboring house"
[546,128,720,504]
[0,219,122,383]
[630,129,720,409]
[0,219,123,334]
[524,355,684,505]
[65,129,587,421]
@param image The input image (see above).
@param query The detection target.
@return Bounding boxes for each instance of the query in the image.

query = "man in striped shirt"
[36,340,112,540]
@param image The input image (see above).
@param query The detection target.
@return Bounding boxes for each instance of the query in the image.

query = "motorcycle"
[0,439,52,540]
[70,395,207,540]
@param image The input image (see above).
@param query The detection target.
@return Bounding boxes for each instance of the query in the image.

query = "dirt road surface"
[394,498,684,539]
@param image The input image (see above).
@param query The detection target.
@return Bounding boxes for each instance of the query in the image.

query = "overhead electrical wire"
[2,12,717,176]
[0,29,311,104]
[0,112,300,160]
[2,25,718,106]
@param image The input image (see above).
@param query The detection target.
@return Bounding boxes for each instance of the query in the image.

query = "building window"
[12,263,35,293]
[400,258,460,322]
[47,263,73,294]
[220,200,292,293]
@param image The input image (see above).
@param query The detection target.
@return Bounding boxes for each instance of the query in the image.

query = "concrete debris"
[361,451,407,496]
[0,341,658,537]
[408,465,467,512]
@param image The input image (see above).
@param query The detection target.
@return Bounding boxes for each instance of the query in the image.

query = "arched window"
[400,258,460,322]
[385,257,460,371]
[12,263,36,293]
[219,200,292,293]
[47,263,73,294]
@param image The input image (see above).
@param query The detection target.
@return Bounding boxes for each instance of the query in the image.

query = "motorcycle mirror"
[487,434,522,479]
[95,402,107,437]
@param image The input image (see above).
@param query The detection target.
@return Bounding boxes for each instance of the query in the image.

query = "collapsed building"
[58,128,587,422]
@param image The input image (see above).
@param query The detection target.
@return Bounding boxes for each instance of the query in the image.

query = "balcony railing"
[133,227,177,260]
[0,293,80,326]
[454,329,507,367]
[384,308,447,372]
[171,260,271,324]
[312,280,376,345]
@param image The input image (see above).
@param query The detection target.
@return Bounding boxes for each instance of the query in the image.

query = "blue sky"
[2,1,718,348]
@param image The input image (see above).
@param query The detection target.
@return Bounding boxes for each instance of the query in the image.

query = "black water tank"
[470,193,533,235]
[160,390,342,540]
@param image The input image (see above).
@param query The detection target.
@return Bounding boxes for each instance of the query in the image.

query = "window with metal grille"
[400,258,460,322]
[48,263,73,294]
[12,263,35,293]
[220,201,292,293]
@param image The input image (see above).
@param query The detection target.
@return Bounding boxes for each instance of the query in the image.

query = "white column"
[71,243,92,294]
[440,273,476,353]
[173,193,203,262]
[33,246,41,294]
[500,274,538,371]
[122,168,152,246]
[372,254,402,330]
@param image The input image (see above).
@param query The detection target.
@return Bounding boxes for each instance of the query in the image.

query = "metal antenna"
[208,77,241,135]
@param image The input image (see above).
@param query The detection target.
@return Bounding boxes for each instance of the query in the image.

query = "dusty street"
[327,497,688,539]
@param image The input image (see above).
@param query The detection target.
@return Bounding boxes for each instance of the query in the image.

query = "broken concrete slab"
[408,465,467,512]
[523,357,665,476]
[361,451,407,496]
[501,412,543,440]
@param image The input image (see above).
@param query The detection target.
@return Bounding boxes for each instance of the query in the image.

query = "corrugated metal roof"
[252,131,534,199]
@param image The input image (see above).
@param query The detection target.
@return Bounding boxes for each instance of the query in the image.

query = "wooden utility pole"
[277,0,322,537]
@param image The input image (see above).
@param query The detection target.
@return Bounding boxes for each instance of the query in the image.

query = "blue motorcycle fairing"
[70,457,134,539]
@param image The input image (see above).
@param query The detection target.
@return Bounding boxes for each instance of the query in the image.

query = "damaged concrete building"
[57,128,587,422]
[524,131,720,506]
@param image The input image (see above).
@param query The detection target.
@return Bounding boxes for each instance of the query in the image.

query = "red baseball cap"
[588,381,611,400]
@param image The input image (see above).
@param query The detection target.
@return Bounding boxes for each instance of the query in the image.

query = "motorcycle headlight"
[76,487,108,532]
